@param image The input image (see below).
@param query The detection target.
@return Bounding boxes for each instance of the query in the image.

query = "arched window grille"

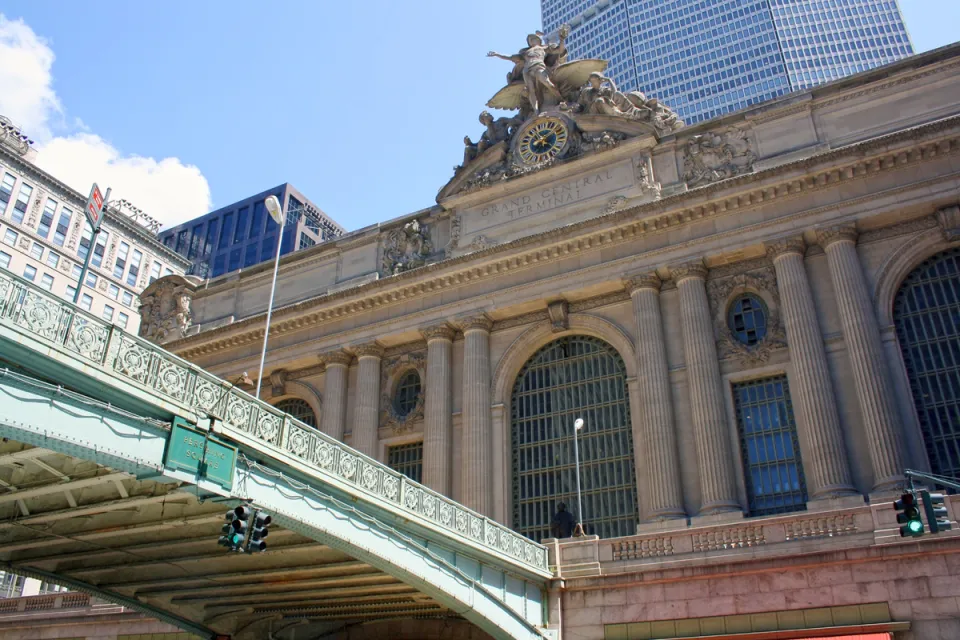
[894,248,960,486]
[728,294,768,346]
[394,371,422,418]
[511,336,638,541]
[274,398,317,428]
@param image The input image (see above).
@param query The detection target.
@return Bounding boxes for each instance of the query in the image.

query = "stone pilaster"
[318,350,352,441]
[420,324,455,496]
[766,237,857,499]
[817,225,905,491]
[458,314,493,516]
[352,342,384,459]
[671,260,740,515]
[624,274,685,520]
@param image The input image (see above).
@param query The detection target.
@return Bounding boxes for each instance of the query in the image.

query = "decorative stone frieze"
[269,370,287,397]
[603,195,628,214]
[26,189,43,228]
[381,219,433,276]
[138,275,199,345]
[682,126,756,187]
[706,268,787,366]
[380,351,426,434]
[936,204,960,241]
[613,537,674,561]
[546,300,569,332]
[691,526,765,552]
[783,514,857,541]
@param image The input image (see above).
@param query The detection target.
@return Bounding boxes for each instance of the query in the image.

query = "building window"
[29,242,42,260]
[228,248,241,271]
[393,371,422,418]
[11,182,32,224]
[2,228,17,246]
[46,252,59,268]
[0,572,25,598]
[79,293,93,311]
[102,304,114,321]
[53,210,71,246]
[121,291,133,307]
[38,197,57,238]
[212,254,225,277]
[234,206,249,244]
[894,248,960,485]
[78,224,93,261]
[149,261,161,283]
[127,249,143,286]
[733,375,807,516]
[219,212,234,249]
[274,398,317,428]
[243,242,258,268]
[163,267,173,277]
[23,265,36,281]
[91,232,108,268]
[188,224,203,259]
[117,311,129,328]
[511,336,638,541]
[388,442,423,483]
[65,285,77,300]
[0,251,10,269]
[203,219,219,257]
[85,272,97,287]
[728,294,768,345]
[0,173,15,214]
[40,273,54,290]
[108,283,119,300]
[114,242,129,278]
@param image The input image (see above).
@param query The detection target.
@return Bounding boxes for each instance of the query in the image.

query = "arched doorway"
[894,248,960,483]
[511,335,638,541]
[274,398,318,428]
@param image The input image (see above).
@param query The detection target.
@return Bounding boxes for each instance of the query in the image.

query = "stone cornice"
[816,224,859,248]
[766,236,806,260]
[169,116,960,360]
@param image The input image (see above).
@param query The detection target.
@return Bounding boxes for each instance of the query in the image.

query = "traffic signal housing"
[920,490,952,534]
[894,492,924,537]
[219,505,252,551]
[246,511,272,553]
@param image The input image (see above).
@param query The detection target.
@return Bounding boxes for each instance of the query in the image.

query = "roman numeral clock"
[513,115,575,167]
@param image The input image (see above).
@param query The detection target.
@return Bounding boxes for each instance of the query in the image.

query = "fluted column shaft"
[353,343,384,459]
[767,239,856,498]
[421,325,455,496]
[626,275,686,520]
[673,262,740,514]
[319,351,351,441]
[460,315,493,516]
[818,226,905,490]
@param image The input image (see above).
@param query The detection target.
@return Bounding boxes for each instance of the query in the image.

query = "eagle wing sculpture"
[551,59,609,95]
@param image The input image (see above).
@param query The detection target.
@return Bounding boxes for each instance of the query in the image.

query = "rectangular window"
[163,267,173,277]
[0,251,10,270]
[23,264,36,281]
[243,242,258,267]
[149,261,162,283]
[85,271,97,287]
[91,232,108,268]
[38,197,57,238]
[2,228,17,246]
[53,210,71,246]
[250,202,264,239]
[234,206,249,244]
[203,219,219,256]
[78,223,93,262]
[102,304,114,321]
[80,293,93,311]
[176,229,190,255]
[127,249,143,286]
[188,224,203,259]
[40,273,54,290]
[117,311,129,328]
[65,285,77,300]
[29,242,42,260]
[733,375,807,517]
[387,442,423,483]
[72,264,82,279]
[11,182,32,224]
[108,283,119,300]
[121,291,133,307]
[114,242,129,278]
[218,212,234,249]
[212,254,225,277]
[228,248,241,272]
[0,173,15,214]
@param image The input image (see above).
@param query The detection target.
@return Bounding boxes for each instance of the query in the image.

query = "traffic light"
[894,492,924,537]
[218,505,252,551]
[921,490,953,534]
[246,511,272,553]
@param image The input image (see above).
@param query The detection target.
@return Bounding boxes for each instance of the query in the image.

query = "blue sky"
[0,0,955,232]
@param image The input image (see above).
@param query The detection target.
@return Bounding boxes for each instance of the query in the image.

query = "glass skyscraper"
[542,0,914,124]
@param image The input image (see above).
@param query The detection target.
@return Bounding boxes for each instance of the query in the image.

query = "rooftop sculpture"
[438,27,683,200]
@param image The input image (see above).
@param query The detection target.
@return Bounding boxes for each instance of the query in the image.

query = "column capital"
[816,224,858,249]
[353,341,385,359]
[765,235,806,260]
[318,349,352,368]
[456,314,493,333]
[420,323,456,342]
[624,272,662,293]
[669,259,708,283]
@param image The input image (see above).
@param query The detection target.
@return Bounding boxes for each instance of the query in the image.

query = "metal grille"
[733,375,807,516]
[273,398,317,428]
[394,371,421,418]
[894,248,960,486]
[511,336,638,541]
[388,442,423,483]
[728,294,768,346]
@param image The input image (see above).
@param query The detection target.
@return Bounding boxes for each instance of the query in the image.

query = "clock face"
[517,118,569,165]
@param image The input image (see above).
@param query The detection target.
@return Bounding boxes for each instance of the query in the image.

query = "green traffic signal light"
[921,490,953,534]
[894,492,924,537]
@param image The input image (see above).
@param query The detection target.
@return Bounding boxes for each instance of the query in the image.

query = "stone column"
[421,324,455,496]
[672,260,740,515]
[458,314,493,516]
[625,274,685,520]
[352,342,384,459]
[766,237,857,499]
[318,350,351,442]
[817,225,905,491]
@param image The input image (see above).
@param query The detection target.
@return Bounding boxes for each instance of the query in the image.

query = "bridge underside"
[0,440,490,639]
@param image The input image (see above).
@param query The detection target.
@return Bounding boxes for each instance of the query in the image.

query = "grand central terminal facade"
[142,35,960,640]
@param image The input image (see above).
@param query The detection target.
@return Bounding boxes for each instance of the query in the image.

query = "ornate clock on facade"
[515,117,571,166]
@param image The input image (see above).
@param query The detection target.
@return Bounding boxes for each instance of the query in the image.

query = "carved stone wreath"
[707,269,786,366]
[380,352,426,434]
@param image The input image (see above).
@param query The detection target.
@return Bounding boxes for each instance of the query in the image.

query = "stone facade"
[150,44,960,639]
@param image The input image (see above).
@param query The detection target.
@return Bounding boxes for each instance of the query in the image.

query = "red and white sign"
[84,183,104,230]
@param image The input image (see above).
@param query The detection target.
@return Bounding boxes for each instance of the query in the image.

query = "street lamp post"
[255,196,286,399]
[573,417,585,536]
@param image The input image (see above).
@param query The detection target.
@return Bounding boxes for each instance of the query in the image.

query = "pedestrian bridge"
[0,270,551,639]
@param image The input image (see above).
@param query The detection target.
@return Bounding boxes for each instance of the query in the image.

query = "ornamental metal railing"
[0,269,548,575]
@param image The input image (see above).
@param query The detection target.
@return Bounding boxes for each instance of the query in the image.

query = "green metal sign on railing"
[165,418,237,490]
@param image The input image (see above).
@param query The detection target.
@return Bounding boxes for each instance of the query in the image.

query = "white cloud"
[0,14,211,229]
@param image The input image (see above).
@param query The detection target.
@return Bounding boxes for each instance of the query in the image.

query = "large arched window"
[511,336,638,541]
[274,398,317,428]
[894,248,960,484]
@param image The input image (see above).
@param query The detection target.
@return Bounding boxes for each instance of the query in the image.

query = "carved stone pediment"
[682,126,756,188]
[381,219,434,276]
[138,275,202,345]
